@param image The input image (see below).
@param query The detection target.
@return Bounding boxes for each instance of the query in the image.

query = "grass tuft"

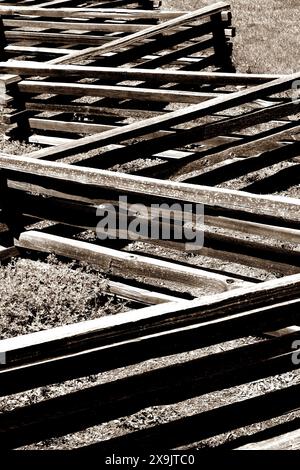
[0,256,128,339]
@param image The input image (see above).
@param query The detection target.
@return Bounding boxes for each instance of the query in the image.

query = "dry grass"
[0,256,129,339]
[0,126,39,155]
[164,0,300,73]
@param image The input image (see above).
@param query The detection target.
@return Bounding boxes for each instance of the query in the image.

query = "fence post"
[0,15,32,140]
[0,170,24,245]
[140,0,162,10]
[0,16,8,62]
[0,74,31,140]
[211,10,235,72]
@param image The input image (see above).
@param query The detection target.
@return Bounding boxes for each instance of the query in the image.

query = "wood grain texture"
[1,273,300,367]
[1,154,300,220]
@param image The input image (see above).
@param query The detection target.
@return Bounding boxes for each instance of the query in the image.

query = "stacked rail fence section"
[0,0,299,450]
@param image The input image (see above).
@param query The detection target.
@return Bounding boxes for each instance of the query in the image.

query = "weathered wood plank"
[15,230,236,292]
[19,80,221,103]
[5,31,113,45]
[4,45,77,56]
[28,134,74,146]
[205,215,300,245]
[9,182,300,248]
[106,280,184,304]
[29,118,116,134]
[0,245,19,260]
[236,428,300,450]
[0,61,280,85]
[1,155,300,221]
[0,7,183,19]
[3,19,151,32]
[1,273,300,366]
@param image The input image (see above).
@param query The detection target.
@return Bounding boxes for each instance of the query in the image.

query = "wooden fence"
[0,149,300,448]
[0,2,235,139]
[0,0,299,451]
[0,243,300,449]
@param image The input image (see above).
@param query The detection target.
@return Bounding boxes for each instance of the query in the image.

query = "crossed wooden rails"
[0,1,299,451]
[0,3,167,65]
[0,0,160,10]
[0,272,300,449]
[0,2,235,139]
[0,71,300,449]
[0,2,232,65]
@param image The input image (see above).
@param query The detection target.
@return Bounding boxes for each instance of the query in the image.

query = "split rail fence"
[0,0,299,451]
[0,2,235,141]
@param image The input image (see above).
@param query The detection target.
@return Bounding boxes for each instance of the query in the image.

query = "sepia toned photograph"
[0,0,299,461]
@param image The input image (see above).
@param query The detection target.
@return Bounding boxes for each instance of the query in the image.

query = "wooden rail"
[0,0,159,9]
